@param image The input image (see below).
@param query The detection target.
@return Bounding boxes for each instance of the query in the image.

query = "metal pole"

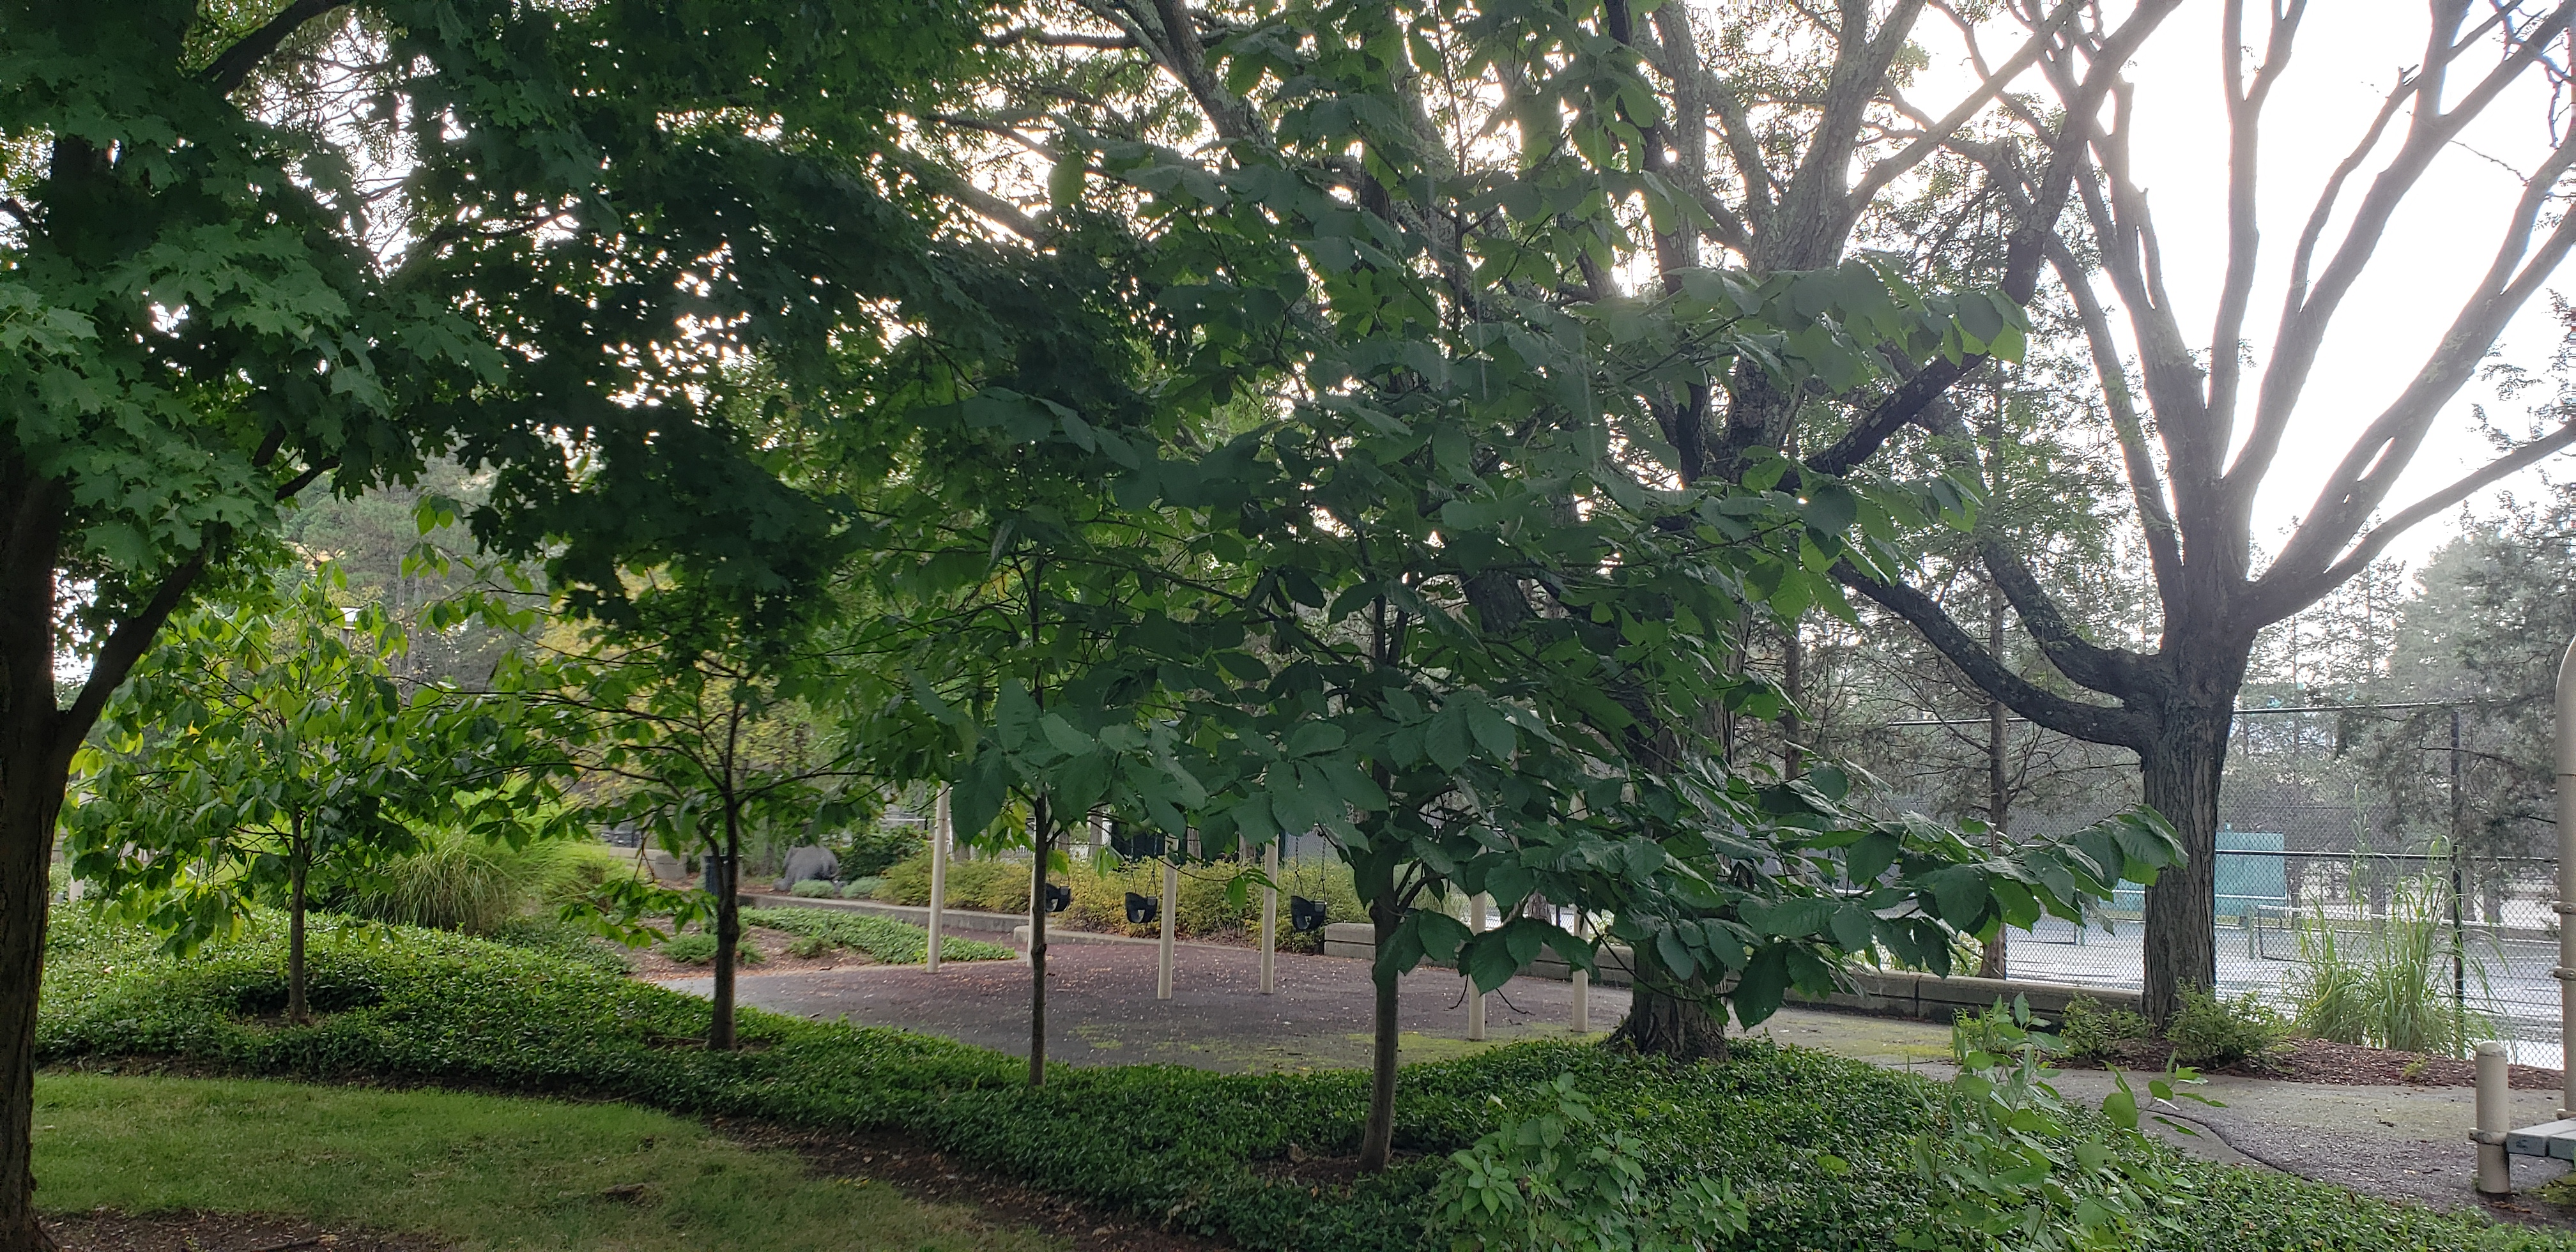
[1261,840,1278,995]
[1570,912,1589,1034]
[1467,894,1487,1041]
[2453,707,2467,1049]
[927,786,951,972]
[2556,636,2576,1116]
[1157,837,1179,1001]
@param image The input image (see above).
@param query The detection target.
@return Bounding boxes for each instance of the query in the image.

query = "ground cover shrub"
[843,877,882,899]
[2056,997,2154,1061]
[486,918,632,977]
[2166,988,2291,1067]
[874,857,1026,912]
[788,880,839,899]
[34,913,2576,1252]
[740,907,1012,965]
[658,933,764,966]
[1427,1073,1747,1251]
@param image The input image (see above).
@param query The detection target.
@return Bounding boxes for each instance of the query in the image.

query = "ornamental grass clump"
[2288,871,2488,1057]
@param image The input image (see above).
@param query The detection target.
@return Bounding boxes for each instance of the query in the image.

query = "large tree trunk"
[1356,890,1402,1172]
[1610,958,1729,1062]
[0,472,64,1250]
[2139,701,2233,1025]
[1027,800,1050,1087]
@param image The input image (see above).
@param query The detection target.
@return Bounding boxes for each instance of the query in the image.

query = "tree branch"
[2254,416,2576,626]
[985,27,1138,50]
[201,0,353,95]
[1836,560,2152,748]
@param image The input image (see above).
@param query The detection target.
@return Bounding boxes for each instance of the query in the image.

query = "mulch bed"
[46,1210,443,1251]
[2061,1035,2564,1089]
[726,1122,1229,1252]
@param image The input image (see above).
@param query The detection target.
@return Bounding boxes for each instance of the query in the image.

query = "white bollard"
[2476,1040,2512,1195]
[1157,851,1178,1001]
[926,787,951,972]
[1467,894,1488,1042]
[1260,841,1278,995]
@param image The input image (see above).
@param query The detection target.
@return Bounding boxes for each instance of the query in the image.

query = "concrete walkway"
[670,937,2568,1215]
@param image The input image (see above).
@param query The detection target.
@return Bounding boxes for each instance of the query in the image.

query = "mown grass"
[36,1072,1061,1252]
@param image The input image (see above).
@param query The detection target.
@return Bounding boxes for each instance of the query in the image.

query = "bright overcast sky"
[1905,0,2576,571]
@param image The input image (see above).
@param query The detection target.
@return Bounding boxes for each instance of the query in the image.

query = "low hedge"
[34,913,2572,1251]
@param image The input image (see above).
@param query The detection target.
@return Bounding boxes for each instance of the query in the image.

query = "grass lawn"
[34,1073,1061,1252]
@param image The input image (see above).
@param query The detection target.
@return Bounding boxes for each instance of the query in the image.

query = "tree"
[0,1,988,1240]
[525,604,870,1052]
[1832,1,2576,1022]
[63,574,569,1022]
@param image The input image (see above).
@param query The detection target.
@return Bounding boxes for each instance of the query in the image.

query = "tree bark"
[709,823,739,1050]
[1980,580,2009,981]
[0,465,63,1249]
[287,825,309,1024]
[1027,800,1050,1087]
[2138,701,2233,1025]
[1609,959,1729,1062]
[1356,889,1402,1172]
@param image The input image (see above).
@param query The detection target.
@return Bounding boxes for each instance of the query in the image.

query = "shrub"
[656,932,764,966]
[2057,996,2154,1060]
[36,913,2576,1252]
[842,877,882,899]
[740,907,1012,965]
[788,880,839,899]
[333,832,640,935]
[2167,988,2290,1066]
[836,823,927,879]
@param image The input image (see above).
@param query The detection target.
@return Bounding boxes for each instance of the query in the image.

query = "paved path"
[671,941,1627,1071]
[669,938,2570,1215]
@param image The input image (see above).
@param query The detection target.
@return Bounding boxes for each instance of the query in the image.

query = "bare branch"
[1848,0,2087,211]
[985,27,1139,50]
[2046,236,2184,595]
[2255,416,2576,625]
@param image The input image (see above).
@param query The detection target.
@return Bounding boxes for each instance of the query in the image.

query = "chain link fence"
[1851,703,2565,1065]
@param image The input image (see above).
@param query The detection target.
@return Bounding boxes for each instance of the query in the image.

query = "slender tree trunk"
[709,816,740,1050]
[1780,619,1803,780]
[1979,586,2009,981]
[2139,702,2232,1025]
[287,826,309,1024]
[1028,798,1050,1087]
[1357,887,1403,1172]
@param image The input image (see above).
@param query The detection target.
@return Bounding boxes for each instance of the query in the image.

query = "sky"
[1910,0,2576,574]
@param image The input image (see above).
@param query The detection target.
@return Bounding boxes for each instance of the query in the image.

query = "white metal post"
[1260,840,1278,995]
[1157,832,1179,1000]
[926,787,951,972]
[1467,893,1488,1041]
[2476,1039,2512,1195]
[2558,636,2576,1115]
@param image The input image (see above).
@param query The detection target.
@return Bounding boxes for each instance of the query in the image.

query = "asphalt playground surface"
[664,935,2574,1218]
